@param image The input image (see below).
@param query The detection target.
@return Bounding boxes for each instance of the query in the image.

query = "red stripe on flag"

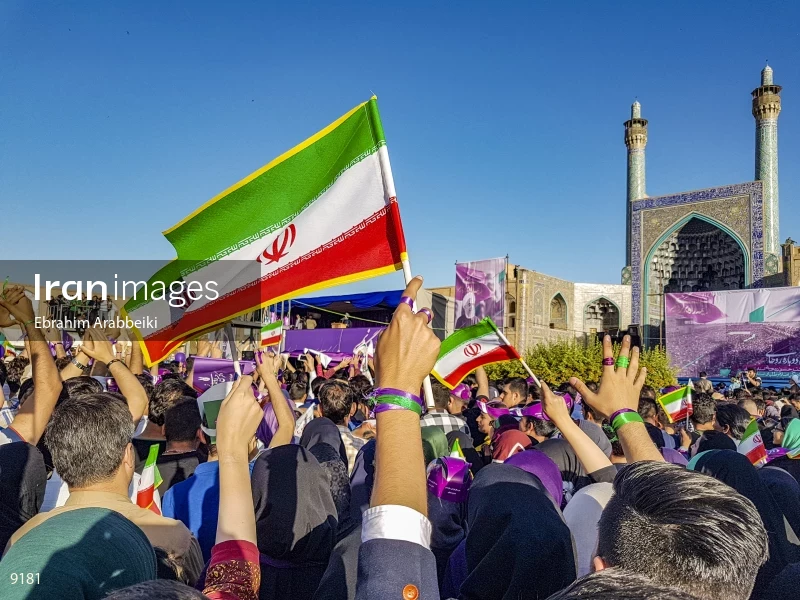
[746,444,768,465]
[438,346,520,388]
[136,485,154,510]
[141,207,404,363]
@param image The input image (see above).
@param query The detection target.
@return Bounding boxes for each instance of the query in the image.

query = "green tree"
[483,339,677,390]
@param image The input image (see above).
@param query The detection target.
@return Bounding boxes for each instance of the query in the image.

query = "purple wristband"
[372,387,423,409]
[372,403,409,414]
[609,408,636,423]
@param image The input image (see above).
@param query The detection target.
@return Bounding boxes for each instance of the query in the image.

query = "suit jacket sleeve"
[355,539,440,600]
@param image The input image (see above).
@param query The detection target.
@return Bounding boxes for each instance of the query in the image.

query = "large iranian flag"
[432,318,520,389]
[124,98,407,365]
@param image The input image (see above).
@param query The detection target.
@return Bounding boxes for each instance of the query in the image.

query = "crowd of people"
[2,277,800,599]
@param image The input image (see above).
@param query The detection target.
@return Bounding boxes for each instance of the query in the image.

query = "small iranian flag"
[738,418,767,465]
[432,318,519,389]
[260,321,283,347]
[136,444,163,515]
[125,97,408,366]
[657,385,693,423]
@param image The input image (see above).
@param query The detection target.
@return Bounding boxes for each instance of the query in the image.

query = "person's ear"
[592,556,608,573]
[195,428,203,445]
[123,443,135,471]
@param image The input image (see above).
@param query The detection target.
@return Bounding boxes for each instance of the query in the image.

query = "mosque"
[622,65,799,347]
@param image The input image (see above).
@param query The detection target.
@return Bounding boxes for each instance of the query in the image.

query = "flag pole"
[496,327,540,388]
[376,140,435,409]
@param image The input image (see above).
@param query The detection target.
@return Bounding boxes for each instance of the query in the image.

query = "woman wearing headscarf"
[769,418,800,482]
[422,426,449,465]
[562,482,614,577]
[307,443,360,600]
[300,417,348,470]
[759,466,800,539]
[0,507,157,600]
[503,448,564,507]
[0,442,46,551]
[443,464,577,600]
[492,428,532,462]
[250,445,338,600]
[688,449,800,599]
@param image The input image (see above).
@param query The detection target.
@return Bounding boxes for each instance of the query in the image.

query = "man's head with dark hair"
[0,361,6,387]
[637,397,658,425]
[349,375,373,400]
[105,580,206,600]
[499,377,527,409]
[59,376,105,403]
[135,373,155,405]
[288,381,307,403]
[151,379,197,426]
[639,385,656,401]
[163,398,202,444]
[310,376,327,398]
[738,397,763,418]
[699,371,708,378]
[714,402,751,441]
[596,461,767,600]
[789,393,800,410]
[546,568,700,600]
[318,380,354,426]
[6,357,29,387]
[519,416,557,442]
[44,393,135,489]
[690,393,716,429]
[54,356,71,371]
[431,380,467,415]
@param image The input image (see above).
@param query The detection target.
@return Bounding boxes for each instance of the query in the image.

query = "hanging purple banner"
[455,258,506,330]
[666,287,800,379]
[191,357,256,393]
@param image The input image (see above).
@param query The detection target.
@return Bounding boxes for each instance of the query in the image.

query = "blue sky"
[3,1,799,295]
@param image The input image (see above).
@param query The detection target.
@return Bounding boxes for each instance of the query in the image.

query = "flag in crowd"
[657,384,693,423]
[136,444,163,515]
[125,97,408,365]
[260,320,283,347]
[432,318,520,389]
[738,418,768,466]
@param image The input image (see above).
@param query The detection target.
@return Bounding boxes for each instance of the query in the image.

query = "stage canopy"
[274,290,403,314]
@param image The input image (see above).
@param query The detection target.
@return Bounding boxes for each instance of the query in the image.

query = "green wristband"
[374,394,423,416]
[612,411,644,432]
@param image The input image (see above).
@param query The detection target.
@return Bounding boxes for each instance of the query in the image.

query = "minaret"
[625,101,648,266]
[752,65,782,265]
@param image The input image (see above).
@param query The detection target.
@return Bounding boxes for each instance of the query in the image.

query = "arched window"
[585,298,620,333]
[550,294,568,330]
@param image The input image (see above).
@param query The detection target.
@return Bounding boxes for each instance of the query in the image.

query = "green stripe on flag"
[438,318,499,358]
[658,385,689,407]
[165,100,386,260]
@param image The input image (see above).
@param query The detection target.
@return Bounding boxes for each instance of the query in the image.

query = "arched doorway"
[646,215,747,346]
[584,298,620,334]
[550,294,568,330]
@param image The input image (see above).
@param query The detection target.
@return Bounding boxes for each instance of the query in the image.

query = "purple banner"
[192,357,256,393]
[666,287,800,379]
[283,327,383,357]
[455,258,506,330]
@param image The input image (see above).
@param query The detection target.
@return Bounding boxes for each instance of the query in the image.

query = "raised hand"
[0,285,35,326]
[375,276,440,395]
[540,381,572,425]
[216,375,263,460]
[569,335,646,421]
[78,327,115,364]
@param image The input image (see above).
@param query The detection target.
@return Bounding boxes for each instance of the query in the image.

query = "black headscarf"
[251,445,338,600]
[307,443,358,541]
[458,464,576,600]
[759,466,800,540]
[428,490,468,589]
[300,417,348,467]
[0,442,46,550]
[348,439,375,524]
[689,450,800,599]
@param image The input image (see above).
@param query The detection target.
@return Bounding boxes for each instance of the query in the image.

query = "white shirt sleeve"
[360,504,432,549]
